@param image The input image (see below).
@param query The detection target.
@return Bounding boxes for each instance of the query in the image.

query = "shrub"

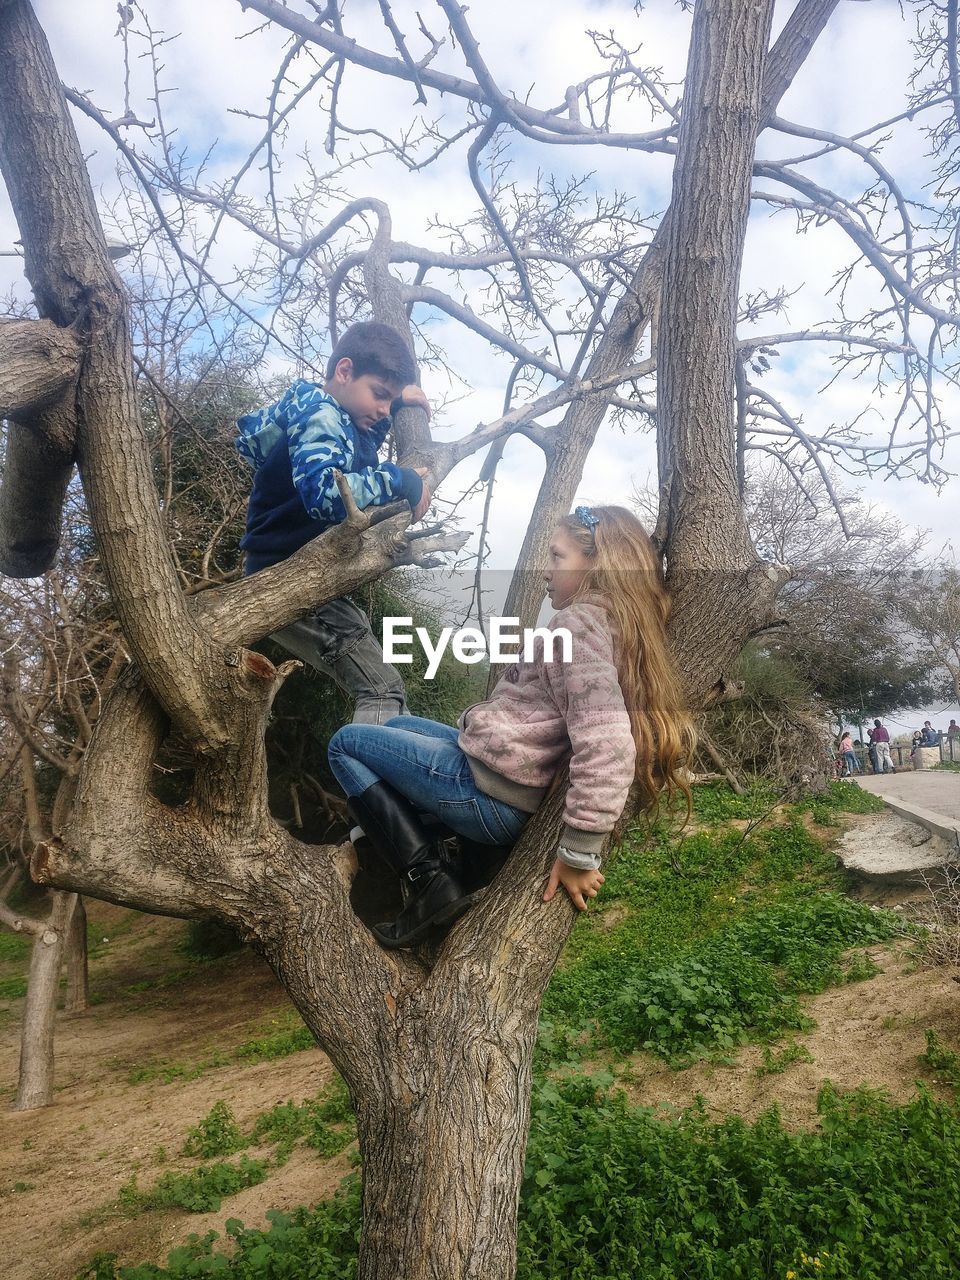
[119,1158,269,1214]
[181,1101,247,1159]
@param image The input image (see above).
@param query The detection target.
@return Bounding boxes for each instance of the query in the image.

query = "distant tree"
[745,461,937,730]
[894,564,960,710]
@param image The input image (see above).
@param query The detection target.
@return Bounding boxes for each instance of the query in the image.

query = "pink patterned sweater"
[457,596,636,854]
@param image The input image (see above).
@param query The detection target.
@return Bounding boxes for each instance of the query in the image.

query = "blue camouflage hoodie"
[236,380,423,575]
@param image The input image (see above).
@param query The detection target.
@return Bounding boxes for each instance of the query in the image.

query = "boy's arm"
[288,399,423,522]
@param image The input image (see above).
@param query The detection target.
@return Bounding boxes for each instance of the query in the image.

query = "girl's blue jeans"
[328,715,530,847]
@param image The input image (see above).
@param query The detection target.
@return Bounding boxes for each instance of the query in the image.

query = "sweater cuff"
[394,466,424,510]
[557,846,603,871]
[559,823,607,855]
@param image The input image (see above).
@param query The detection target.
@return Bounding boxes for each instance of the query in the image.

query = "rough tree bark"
[0,0,820,1274]
[658,0,784,699]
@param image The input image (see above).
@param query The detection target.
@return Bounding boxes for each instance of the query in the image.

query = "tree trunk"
[64,894,88,1014]
[354,1025,535,1279]
[14,890,76,1111]
[658,0,784,700]
[502,0,840,635]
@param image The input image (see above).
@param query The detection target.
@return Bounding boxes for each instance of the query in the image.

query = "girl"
[838,731,859,776]
[328,505,694,949]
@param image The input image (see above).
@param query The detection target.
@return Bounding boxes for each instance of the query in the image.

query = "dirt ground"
[0,909,345,1280]
[2,842,960,1280]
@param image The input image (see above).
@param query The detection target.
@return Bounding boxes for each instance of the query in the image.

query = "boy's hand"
[543,858,604,911]
[411,466,432,522]
[394,385,432,421]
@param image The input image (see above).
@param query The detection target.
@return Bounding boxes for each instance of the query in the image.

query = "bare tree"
[896,564,960,707]
[0,0,955,1275]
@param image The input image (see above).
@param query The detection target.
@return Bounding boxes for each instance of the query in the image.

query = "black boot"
[346,782,478,949]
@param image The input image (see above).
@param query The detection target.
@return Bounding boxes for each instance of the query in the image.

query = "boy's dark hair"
[326,321,416,386]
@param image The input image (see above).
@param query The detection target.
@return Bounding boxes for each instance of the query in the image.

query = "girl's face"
[544,525,593,609]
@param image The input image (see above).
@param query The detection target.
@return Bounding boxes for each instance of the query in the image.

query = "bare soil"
[0,908,343,1280]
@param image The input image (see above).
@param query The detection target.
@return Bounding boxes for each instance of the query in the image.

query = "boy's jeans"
[328,715,529,846]
[272,597,407,726]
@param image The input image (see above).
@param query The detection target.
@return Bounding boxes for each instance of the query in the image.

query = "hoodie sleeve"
[542,603,636,855]
[286,392,423,522]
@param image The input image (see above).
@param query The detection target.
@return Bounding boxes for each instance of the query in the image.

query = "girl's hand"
[543,858,605,911]
[397,385,432,420]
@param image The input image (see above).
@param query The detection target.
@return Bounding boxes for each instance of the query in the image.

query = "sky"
[2,0,959,729]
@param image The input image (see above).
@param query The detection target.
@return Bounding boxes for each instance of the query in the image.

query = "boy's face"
[326,358,401,432]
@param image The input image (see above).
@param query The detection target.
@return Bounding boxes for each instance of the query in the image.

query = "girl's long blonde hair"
[558,505,696,814]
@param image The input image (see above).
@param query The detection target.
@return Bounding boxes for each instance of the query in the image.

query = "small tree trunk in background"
[64,895,88,1014]
[15,890,76,1110]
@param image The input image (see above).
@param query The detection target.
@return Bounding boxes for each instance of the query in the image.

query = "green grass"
[125,1020,316,1085]
[539,812,883,1067]
[690,779,782,823]
[104,1081,355,1228]
[791,779,887,826]
[80,1074,960,1280]
[0,931,31,963]
[177,1081,356,1169]
[118,1158,269,1215]
[0,975,28,1000]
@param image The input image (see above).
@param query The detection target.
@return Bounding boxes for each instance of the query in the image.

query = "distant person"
[948,718,960,740]
[920,721,940,747]
[867,737,879,774]
[838,732,860,776]
[868,719,895,773]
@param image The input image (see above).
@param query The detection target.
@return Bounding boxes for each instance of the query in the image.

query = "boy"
[236,321,431,724]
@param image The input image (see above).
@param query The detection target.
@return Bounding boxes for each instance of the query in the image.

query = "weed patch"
[81,1074,960,1280]
[690,780,781,823]
[919,1029,960,1095]
[125,1020,316,1085]
[542,810,888,1068]
[181,1100,246,1159]
[118,1158,268,1215]
[792,780,886,825]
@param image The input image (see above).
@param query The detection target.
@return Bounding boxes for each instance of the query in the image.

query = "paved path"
[857,770,960,820]
[856,770,960,847]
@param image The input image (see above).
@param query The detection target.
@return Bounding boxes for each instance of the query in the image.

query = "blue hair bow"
[575,504,599,530]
